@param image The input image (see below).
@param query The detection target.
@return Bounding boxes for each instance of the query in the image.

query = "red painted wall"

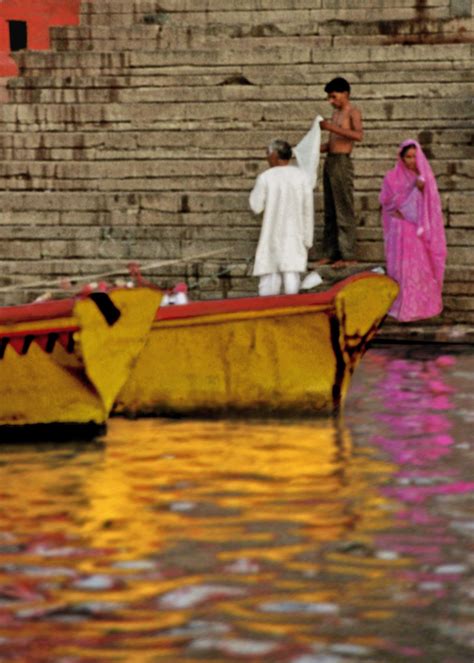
[0,0,81,76]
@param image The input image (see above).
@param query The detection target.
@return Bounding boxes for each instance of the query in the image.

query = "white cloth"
[258,272,301,296]
[250,165,314,277]
[293,114,323,190]
[301,271,323,290]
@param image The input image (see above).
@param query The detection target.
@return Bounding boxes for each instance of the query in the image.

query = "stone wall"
[0,0,473,326]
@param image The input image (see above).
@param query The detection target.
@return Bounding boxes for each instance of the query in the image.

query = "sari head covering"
[380,140,447,321]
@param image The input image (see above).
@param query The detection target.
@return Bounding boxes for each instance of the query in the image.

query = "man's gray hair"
[267,139,292,161]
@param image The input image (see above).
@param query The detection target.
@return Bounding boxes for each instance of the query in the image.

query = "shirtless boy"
[319,77,363,268]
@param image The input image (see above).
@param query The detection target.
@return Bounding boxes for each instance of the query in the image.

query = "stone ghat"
[76,0,474,42]
[0,0,472,328]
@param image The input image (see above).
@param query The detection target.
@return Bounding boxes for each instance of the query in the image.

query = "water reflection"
[347,345,474,661]
[0,345,472,661]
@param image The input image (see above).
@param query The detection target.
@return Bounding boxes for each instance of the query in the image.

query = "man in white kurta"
[250,139,314,296]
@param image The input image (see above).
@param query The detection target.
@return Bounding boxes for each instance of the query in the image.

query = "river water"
[0,344,473,662]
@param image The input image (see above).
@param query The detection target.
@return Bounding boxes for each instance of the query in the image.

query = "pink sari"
[380,140,447,322]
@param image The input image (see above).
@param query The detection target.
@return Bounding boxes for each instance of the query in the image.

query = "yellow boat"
[115,273,398,417]
[0,287,161,438]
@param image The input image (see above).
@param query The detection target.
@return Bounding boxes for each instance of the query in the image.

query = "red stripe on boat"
[156,273,376,321]
[0,299,75,325]
[0,273,380,327]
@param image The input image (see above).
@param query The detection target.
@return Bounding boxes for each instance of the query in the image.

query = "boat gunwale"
[156,273,382,322]
[0,286,156,326]
[0,299,75,326]
[0,273,384,329]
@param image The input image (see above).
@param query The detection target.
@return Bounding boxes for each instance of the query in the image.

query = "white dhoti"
[258,272,301,296]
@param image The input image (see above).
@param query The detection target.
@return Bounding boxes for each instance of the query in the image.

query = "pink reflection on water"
[365,351,473,654]
[371,352,459,475]
[373,433,454,466]
[370,351,473,597]
[376,413,451,435]
[376,356,456,413]
[385,481,474,504]
[395,508,441,525]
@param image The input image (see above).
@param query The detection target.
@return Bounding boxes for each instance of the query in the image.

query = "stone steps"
[1,189,470,224]
[9,66,473,92]
[73,0,474,48]
[78,0,454,9]
[1,100,471,132]
[0,161,471,212]
[13,42,473,67]
[8,60,474,92]
[0,194,469,241]
[8,46,474,89]
[63,13,474,33]
[52,22,473,46]
[77,2,459,25]
[0,122,471,156]
[0,126,470,149]
[7,79,474,104]
[0,1,472,322]
[3,221,469,251]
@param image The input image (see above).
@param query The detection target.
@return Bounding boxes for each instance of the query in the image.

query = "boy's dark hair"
[324,77,351,94]
[268,139,292,161]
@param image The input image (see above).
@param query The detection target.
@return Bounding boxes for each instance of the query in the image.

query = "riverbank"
[377,322,474,345]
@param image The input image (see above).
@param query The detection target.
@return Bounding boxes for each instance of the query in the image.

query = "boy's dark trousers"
[322,153,356,261]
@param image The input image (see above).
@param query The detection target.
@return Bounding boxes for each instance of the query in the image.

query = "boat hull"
[0,288,161,431]
[115,273,398,416]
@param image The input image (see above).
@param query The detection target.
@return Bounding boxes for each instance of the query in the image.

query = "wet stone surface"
[0,344,472,661]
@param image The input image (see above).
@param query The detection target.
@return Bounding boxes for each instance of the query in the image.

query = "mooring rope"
[0,248,233,294]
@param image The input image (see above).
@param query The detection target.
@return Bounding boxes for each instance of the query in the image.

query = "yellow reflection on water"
[0,418,397,563]
[83,419,350,552]
[0,417,399,660]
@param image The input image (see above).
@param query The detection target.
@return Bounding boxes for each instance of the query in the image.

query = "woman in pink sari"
[380,140,447,322]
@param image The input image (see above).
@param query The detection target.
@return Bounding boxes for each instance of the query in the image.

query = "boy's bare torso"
[328,104,360,154]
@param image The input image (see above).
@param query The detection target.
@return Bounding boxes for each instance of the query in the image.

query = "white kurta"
[250,165,314,276]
